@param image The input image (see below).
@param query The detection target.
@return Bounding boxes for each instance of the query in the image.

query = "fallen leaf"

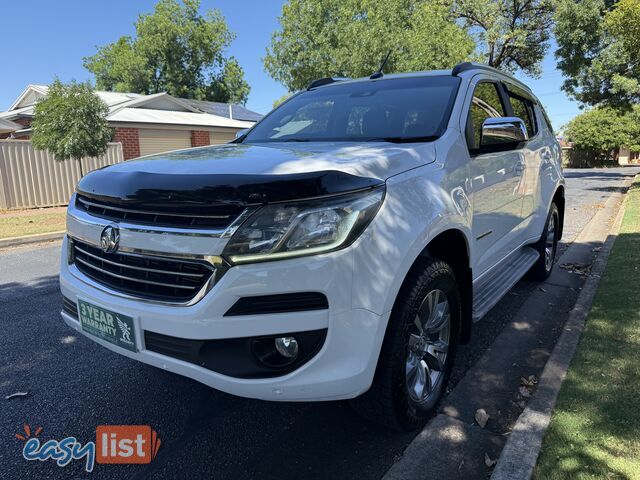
[5,392,28,400]
[560,263,591,276]
[475,408,489,428]
[485,453,497,467]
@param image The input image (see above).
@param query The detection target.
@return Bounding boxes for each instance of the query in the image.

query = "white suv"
[60,62,564,429]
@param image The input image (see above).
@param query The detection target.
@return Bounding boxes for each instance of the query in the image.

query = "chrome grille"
[71,239,214,302]
[76,195,243,230]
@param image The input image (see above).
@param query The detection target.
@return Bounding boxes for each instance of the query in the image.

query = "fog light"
[275,336,299,358]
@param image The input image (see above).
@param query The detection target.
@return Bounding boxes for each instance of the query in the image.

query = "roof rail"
[452,62,506,77]
[451,62,533,92]
[306,77,349,90]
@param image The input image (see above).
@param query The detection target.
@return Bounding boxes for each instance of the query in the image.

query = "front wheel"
[350,257,461,430]
[528,202,560,280]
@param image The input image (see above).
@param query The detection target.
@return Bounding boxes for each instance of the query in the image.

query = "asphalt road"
[1,167,638,480]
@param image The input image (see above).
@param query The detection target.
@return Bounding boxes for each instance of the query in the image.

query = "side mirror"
[235,128,249,140]
[480,117,528,148]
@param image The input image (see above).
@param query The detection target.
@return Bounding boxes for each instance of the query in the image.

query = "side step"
[472,246,539,322]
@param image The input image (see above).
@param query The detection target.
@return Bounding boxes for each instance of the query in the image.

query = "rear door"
[503,84,547,234]
[465,79,527,276]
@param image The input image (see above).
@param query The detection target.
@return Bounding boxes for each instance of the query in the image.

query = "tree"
[555,0,640,107]
[84,0,250,105]
[453,0,555,76]
[31,80,112,177]
[563,106,640,153]
[205,57,251,105]
[272,93,292,109]
[264,0,475,92]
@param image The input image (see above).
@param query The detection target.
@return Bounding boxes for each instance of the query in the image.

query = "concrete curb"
[490,174,636,480]
[0,231,65,249]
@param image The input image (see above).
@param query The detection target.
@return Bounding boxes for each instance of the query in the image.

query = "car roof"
[309,63,534,98]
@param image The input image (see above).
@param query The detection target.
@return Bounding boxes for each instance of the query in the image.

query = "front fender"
[351,163,472,316]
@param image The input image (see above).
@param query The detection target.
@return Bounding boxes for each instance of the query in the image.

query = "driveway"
[1,167,637,479]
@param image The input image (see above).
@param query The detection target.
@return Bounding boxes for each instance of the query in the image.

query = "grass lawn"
[534,179,640,480]
[0,207,66,239]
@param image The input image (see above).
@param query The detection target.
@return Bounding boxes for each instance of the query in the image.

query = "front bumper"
[60,235,389,401]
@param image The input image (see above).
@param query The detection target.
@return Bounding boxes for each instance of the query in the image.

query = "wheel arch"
[391,228,473,345]
[423,229,473,344]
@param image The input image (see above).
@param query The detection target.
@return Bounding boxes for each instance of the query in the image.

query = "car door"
[504,85,541,227]
[465,79,527,276]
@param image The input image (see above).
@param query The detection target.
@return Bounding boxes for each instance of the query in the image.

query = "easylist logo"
[17,423,161,472]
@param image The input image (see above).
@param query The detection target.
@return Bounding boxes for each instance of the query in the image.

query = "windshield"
[243,76,461,143]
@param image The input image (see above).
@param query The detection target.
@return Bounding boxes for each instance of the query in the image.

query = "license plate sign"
[78,299,137,352]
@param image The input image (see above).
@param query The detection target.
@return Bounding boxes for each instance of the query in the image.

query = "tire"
[528,202,560,281]
[350,257,461,431]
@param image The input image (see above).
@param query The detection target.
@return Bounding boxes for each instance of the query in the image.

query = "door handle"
[515,161,525,174]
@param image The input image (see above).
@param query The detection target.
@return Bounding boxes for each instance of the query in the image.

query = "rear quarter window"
[539,106,555,135]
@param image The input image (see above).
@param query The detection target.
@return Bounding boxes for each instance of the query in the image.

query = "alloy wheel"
[545,213,557,271]
[405,289,451,404]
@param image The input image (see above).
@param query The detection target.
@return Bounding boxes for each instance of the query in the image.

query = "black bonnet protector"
[76,169,384,210]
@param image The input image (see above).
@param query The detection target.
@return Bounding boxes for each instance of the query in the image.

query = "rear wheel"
[529,202,559,280]
[351,257,461,430]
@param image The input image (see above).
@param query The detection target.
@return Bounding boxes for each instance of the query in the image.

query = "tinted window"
[468,83,506,149]
[509,95,536,137]
[243,76,461,143]
[539,106,554,134]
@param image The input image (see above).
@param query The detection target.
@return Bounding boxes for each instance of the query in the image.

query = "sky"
[0,1,581,129]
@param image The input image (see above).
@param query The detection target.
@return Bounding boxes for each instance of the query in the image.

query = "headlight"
[222,188,385,264]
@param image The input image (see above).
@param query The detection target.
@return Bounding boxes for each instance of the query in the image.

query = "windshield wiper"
[364,136,438,143]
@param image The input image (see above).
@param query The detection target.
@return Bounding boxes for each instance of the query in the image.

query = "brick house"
[0,84,262,159]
